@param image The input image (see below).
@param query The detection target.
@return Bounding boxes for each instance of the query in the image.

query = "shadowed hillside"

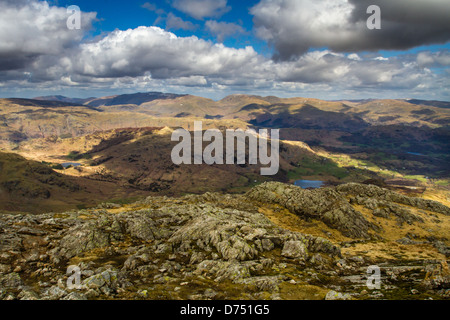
[0,151,151,214]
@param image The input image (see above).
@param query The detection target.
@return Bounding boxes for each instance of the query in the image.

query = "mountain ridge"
[31,91,450,107]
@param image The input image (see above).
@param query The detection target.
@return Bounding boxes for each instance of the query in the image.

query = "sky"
[0,0,449,101]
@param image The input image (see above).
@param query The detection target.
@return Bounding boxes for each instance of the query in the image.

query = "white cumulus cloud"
[251,0,450,60]
[171,0,231,20]
[0,0,96,71]
[205,20,246,43]
[73,26,260,80]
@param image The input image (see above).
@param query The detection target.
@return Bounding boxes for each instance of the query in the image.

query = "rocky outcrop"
[336,183,450,216]
[246,182,450,238]
[422,261,450,290]
[0,182,448,300]
[281,241,308,260]
[246,182,379,238]
[325,290,353,300]
[0,190,341,300]
[52,215,125,262]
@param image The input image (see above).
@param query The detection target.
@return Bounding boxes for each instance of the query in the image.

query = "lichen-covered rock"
[357,197,424,225]
[53,215,125,261]
[422,261,450,289]
[246,182,378,238]
[0,273,23,288]
[83,270,118,290]
[168,201,341,264]
[281,241,308,260]
[42,286,67,299]
[337,183,450,216]
[325,290,353,300]
[246,182,450,239]
[194,260,251,282]
[261,239,275,251]
[169,212,262,261]
[305,236,342,257]
[121,213,157,241]
[434,241,450,257]
[0,181,447,300]
[236,276,282,292]
[0,264,11,274]
[18,290,40,300]
[61,292,88,300]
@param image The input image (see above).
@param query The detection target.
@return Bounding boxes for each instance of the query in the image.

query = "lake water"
[61,162,82,168]
[294,180,324,189]
[406,152,424,156]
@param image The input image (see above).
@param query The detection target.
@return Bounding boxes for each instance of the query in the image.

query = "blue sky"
[0,0,449,100]
[53,0,270,53]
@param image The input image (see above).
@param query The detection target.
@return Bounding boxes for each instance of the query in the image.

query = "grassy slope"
[0,151,151,214]
[1,95,448,211]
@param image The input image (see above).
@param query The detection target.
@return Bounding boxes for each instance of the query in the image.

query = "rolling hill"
[0,151,152,214]
[1,91,449,212]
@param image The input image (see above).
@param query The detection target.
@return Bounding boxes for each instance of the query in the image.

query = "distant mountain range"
[34,92,187,107]
[403,99,450,109]
[34,95,95,105]
[33,92,450,109]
